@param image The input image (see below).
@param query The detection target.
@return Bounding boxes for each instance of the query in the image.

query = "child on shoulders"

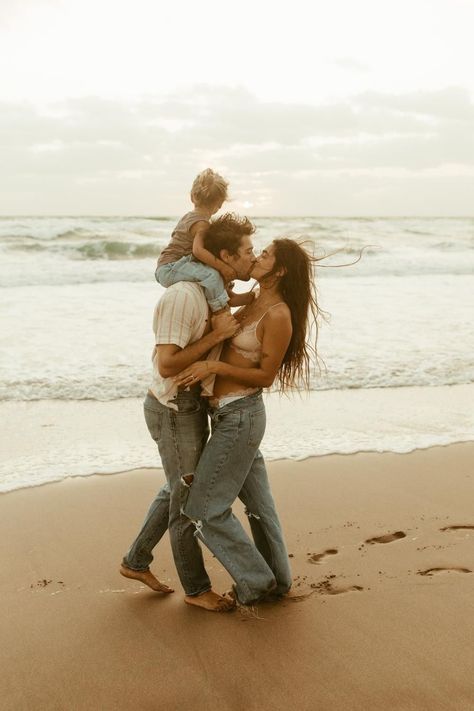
[156,169,254,312]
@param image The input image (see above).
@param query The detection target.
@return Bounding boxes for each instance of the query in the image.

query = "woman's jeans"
[156,256,229,312]
[183,391,292,604]
[122,391,212,596]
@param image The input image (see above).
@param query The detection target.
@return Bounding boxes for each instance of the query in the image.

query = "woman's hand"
[174,360,220,386]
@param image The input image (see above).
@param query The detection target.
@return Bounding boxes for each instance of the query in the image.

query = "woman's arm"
[157,312,238,378]
[174,307,292,388]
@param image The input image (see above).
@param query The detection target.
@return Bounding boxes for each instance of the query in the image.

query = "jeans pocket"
[176,394,202,415]
[248,408,266,447]
[212,409,241,432]
[144,406,163,442]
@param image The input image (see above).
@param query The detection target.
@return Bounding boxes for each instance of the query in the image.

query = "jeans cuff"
[185,585,212,597]
[208,293,230,312]
[121,558,149,572]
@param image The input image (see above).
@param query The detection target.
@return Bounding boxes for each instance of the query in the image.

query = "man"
[120,213,257,612]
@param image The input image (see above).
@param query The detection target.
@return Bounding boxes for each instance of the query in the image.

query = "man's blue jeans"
[122,391,212,596]
[183,391,292,605]
[156,256,229,312]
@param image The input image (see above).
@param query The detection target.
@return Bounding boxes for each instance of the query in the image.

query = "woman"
[174,237,320,605]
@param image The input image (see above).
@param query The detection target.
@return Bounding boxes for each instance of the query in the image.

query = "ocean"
[1,216,473,492]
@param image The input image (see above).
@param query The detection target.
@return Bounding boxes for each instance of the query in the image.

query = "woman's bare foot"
[223,585,284,605]
[119,565,174,593]
[184,589,236,612]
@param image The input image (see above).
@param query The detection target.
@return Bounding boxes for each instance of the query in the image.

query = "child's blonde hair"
[190,168,228,208]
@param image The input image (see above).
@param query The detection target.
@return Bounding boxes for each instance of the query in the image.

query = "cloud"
[332,57,369,72]
[0,85,473,214]
[0,0,62,27]
[357,86,474,121]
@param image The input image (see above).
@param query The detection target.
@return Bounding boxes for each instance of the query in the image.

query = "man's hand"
[211,311,240,340]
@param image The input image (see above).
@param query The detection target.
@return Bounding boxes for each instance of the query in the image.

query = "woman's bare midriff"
[212,317,265,398]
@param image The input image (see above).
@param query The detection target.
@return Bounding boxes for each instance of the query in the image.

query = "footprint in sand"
[285,591,317,603]
[30,579,66,589]
[365,531,406,545]
[417,567,471,577]
[310,577,363,596]
[440,525,474,532]
[325,584,364,596]
[307,548,338,564]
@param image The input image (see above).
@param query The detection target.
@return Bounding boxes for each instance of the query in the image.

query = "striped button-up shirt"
[150,282,217,409]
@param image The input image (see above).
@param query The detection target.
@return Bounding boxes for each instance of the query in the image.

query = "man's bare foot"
[119,565,174,593]
[184,589,236,612]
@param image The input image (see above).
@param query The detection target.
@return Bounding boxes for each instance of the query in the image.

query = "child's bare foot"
[184,589,236,612]
[119,565,174,593]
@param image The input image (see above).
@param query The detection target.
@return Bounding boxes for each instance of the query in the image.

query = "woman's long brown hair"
[265,239,368,390]
[268,238,323,391]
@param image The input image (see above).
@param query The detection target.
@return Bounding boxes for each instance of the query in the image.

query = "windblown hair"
[204,212,256,256]
[267,238,323,391]
[190,168,229,208]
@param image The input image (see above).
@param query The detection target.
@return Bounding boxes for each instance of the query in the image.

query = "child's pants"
[156,255,229,312]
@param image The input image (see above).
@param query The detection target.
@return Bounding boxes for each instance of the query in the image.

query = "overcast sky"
[1,0,473,215]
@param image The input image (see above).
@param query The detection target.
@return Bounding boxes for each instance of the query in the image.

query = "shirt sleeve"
[183,212,209,233]
[154,287,198,349]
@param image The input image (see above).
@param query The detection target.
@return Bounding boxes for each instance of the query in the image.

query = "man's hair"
[190,168,228,208]
[204,213,255,257]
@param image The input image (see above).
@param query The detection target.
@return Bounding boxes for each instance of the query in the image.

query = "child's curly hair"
[190,168,229,208]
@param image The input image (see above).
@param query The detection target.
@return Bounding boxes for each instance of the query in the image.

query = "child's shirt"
[157,210,210,267]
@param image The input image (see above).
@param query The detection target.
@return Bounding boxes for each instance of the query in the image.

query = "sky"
[1,0,473,215]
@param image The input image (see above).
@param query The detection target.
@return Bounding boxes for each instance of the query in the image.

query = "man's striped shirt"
[150,282,209,409]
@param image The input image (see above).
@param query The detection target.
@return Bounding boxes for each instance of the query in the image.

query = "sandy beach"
[1,443,474,710]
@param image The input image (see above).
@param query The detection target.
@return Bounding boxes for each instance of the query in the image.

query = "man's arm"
[156,312,238,378]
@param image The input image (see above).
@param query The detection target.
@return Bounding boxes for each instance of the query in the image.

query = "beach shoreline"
[2,443,473,710]
[1,382,473,493]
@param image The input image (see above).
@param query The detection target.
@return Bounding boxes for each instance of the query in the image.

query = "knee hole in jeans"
[181,474,194,487]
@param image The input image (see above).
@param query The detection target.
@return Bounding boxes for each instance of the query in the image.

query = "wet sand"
[1,443,474,710]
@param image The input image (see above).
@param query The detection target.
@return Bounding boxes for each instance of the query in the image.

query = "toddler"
[156,169,254,311]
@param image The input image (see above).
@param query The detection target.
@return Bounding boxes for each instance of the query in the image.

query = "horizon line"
[1,214,473,220]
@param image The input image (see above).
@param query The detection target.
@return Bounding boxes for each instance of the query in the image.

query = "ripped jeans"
[122,391,211,596]
[183,391,292,605]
